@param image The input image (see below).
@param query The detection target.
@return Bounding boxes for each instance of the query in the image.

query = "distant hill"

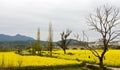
[0,34,86,48]
[56,39,79,45]
[0,34,35,41]
[56,39,88,46]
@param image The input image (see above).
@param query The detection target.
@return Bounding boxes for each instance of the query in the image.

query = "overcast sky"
[0,0,120,41]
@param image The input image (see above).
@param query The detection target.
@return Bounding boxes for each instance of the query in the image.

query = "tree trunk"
[50,51,52,56]
[64,49,66,54]
[99,57,105,70]
[39,51,42,56]
[38,51,42,56]
[32,49,36,55]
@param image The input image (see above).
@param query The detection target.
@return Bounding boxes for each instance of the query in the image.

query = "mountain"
[0,34,86,48]
[0,34,35,41]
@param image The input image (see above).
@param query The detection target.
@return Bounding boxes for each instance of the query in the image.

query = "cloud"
[0,0,120,41]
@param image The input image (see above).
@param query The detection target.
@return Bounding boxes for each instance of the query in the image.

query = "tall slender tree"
[36,28,42,56]
[32,28,42,55]
[48,23,53,56]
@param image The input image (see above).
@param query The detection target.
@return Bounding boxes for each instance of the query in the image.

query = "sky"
[0,0,120,41]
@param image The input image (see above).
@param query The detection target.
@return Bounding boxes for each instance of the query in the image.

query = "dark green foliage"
[32,28,43,55]
[33,41,43,55]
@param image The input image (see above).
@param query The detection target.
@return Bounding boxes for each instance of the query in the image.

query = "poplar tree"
[48,23,53,56]
[32,28,43,56]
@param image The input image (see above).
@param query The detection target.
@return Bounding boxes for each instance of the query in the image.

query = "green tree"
[57,29,72,54]
[32,28,43,56]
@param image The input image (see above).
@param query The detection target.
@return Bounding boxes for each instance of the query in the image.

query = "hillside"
[0,34,34,41]
[0,34,87,48]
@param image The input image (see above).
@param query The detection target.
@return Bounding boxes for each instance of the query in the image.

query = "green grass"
[3,64,94,70]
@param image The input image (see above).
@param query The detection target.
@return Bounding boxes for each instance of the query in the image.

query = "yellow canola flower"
[0,52,80,67]
[0,49,120,67]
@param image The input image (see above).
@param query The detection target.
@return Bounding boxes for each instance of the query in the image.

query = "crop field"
[0,50,120,69]
[0,52,80,67]
[51,50,120,67]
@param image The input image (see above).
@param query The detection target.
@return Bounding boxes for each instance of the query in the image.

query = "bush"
[72,48,78,50]
[67,52,74,55]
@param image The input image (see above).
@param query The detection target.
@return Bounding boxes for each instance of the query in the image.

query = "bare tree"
[86,5,120,70]
[57,29,72,54]
[74,31,88,47]
[48,23,53,56]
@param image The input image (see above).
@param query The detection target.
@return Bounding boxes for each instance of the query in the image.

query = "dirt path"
[107,67,120,70]
[86,63,120,70]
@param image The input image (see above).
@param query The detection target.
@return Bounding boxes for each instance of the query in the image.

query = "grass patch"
[4,64,93,70]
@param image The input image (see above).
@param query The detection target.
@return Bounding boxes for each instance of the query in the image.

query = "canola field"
[0,52,80,67]
[53,50,120,67]
[0,50,120,67]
